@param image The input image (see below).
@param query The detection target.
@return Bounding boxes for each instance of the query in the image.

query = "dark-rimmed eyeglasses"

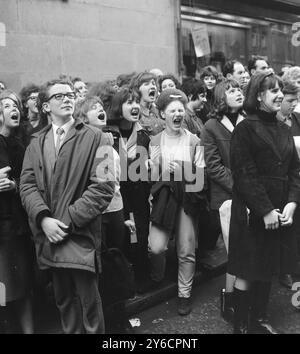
[47,92,76,101]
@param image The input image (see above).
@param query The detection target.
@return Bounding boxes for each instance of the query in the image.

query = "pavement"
[35,238,228,334]
[20,237,300,334]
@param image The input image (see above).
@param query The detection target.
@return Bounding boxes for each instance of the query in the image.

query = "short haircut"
[248,55,269,73]
[199,65,219,81]
[244,72,280,113]
[74,96,104,123]
[37,78,74,118]
[223,60,241,77]
[19,83,40,116]
[130,71,157,92]
[109,86,141,124]
[72,77,83,84]
[181,78,207,101]
[210,79,242,119]
[282,82,299,95]
[157,74,181,91]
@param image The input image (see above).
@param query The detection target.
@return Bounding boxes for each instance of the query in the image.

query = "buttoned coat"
[20,119,115,273]
[201,114,244,210]
[228,113,300,281]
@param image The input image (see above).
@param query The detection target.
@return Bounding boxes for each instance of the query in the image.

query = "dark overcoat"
[201,114,244,210]
[228,112,300,281]
[0,135,33,301]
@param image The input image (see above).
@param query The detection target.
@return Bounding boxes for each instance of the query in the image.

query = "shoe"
[279,274,293,289]
[250,317,282,334]
[177,297,191,316]
[250,281,281,334]
[220,288,235,323]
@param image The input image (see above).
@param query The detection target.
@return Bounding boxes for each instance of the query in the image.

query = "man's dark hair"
[248,55,269,74]
[19,83,40,117]
[223,60,241,77]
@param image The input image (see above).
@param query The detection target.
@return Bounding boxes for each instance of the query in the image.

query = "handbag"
[99,244,136,305]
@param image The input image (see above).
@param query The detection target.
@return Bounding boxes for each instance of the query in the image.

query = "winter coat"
[201,114,244,210]
[228,111,300,281]
[20,119,115,273]
[0,135,33,301]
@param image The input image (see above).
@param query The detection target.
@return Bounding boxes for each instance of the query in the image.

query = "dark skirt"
[0,219,34,303]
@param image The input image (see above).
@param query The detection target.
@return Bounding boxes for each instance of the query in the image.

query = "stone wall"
[0,0,179,91]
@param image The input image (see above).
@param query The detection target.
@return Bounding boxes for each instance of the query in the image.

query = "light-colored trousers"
[148,207,196,298]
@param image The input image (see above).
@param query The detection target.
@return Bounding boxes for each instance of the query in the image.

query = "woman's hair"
[181,78,206,101]
[87,81,117,112]
[130,71,157,92]
[282,66,300,85]
[199,65,219,81]
[209,79,243,119]
[109,86,141,124]
[0,89,22,116]
[157,74,181,91]
[74,96,104,123]
[116,72,136,88]
[244,72,282,113]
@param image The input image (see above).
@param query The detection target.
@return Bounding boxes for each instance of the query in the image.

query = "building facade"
[180,0,300,76]
[0,0,180,91]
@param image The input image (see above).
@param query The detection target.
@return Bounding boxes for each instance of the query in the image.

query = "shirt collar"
[52,117,75,137]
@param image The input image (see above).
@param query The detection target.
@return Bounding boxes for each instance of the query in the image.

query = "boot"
[250,281,281,334]
[220,288,235,323]
[233,288,250,334]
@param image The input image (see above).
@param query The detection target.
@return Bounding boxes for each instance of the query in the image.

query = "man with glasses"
[20,78,115,334]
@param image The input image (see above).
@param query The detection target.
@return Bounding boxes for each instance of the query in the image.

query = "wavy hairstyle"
[209,79,243,120]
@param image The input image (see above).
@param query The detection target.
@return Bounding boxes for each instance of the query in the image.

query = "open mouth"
[148,89,156,99]
[10,113,19,121]
[236,98,243,103]
[173,117,182,125]
[97,113,106,121]
[131,108,140,117]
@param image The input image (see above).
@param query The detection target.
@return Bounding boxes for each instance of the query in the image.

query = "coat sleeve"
[287,136,300,204]
[20,143,51,225]
[230,122,274,217]
[68,134,115,228]
[201,125,233,193]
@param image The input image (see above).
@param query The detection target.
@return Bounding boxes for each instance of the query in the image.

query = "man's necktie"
[55,127,64,158]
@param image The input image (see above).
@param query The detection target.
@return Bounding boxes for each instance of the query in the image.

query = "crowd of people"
[1,55,300,334]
